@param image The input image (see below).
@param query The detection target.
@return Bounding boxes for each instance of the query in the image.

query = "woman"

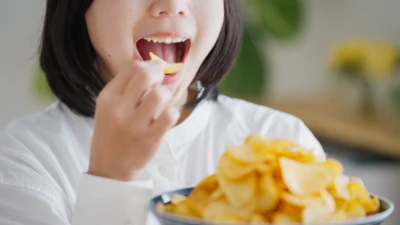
[0,0,325,224]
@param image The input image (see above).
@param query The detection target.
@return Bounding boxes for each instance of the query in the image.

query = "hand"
[88,61,180,181]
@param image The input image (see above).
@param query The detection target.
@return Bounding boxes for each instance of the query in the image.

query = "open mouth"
[136,37,191,65]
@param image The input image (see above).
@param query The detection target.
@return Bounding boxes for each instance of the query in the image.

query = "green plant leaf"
[391,85,400,117]
[252,0,303,39]
[32,65,55,101]
[221,28,266,97]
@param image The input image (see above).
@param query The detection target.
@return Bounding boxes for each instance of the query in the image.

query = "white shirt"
[0,95,325,225]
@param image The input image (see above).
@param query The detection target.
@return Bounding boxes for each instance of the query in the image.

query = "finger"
[150,107,180,135]
[122,61,164,106]
[135,87,172,125]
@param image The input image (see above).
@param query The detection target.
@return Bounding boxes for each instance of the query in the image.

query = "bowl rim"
[149,187,395,225]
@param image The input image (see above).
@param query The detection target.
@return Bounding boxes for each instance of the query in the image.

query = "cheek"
[191,0,225,64]
[85,1,144,75]
[175,1,224,97]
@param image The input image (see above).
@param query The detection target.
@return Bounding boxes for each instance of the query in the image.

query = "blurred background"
[1,0,399,224]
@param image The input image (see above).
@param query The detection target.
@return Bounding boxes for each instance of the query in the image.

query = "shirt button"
[159,165,174,177]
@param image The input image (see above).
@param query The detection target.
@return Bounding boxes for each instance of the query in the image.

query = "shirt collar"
[164,98,213,152]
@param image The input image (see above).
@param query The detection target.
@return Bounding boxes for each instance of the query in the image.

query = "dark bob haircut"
[40,0,244,117]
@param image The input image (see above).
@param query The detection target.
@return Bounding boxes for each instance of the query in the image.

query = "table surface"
[261,96,400,159]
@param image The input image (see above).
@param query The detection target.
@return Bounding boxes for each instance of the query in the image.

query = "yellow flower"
[363,42,398,78]
[330,39,366,73]
[329,38,399,79]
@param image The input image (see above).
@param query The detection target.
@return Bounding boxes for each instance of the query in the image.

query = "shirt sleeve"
[295,120,326,161]
[248,106,326,161]
[72,174,154,225]
[0,173,154,225]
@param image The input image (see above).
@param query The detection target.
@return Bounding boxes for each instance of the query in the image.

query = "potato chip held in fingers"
[149,52,183,74]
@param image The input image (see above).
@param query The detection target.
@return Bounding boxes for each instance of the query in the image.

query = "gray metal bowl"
[149,187,394,225]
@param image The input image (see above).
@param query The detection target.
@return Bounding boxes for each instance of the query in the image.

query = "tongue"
[137,40,177,63]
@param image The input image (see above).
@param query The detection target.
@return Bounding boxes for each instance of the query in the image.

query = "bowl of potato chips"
[149,135,394,225]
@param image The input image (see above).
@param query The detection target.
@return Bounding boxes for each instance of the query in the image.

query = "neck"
[174,88,197,126]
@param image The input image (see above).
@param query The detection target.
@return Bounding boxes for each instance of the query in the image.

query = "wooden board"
[265,96,400,158]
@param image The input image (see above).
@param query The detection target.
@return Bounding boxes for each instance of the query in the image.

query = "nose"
[150,0,187,17]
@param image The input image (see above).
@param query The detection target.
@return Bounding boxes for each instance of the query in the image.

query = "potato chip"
[281,192,321,207]
[276,201,302,222]
[280,149,318,163]
[328,175,351,200]
[255,162,273,174]
[210,188,224,201]
[345,199,366,219]
[257,173,279,212]
[212,212,245,223]
[301,190,336,223]
[149,52,183,74]
[320,189,337,213]
[226,145,258,164]
[171,194,187,205]
[327,210,346,222]
[280,157,334,196]
[191,174,218,195]
[244,134,266,145]
[302,204,332,223]
[202,198,232,220]
[335,198,348,211]
[159,135,381,224]
[365,195,380,215]
[265,139,300,152]
[218,153,255,180]
[348,182,371,204]
[221,192,259,221]
[272,211,299,224]
[321,159,344,176]
[244,135,273,156]
[156,202,166,212]
[203,198,248,222]
[171,199,196,217]
[184,197,207,218]
[217,172,257,208]
[250,214,268,224]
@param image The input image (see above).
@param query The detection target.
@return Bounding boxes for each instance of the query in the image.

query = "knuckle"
[132,61,145,71]
[139,74,153,88]
[151,88,170,104]
[152,89,165,100]
[164,110,177,125]
[163,114,175,126]
[97,91,111,105]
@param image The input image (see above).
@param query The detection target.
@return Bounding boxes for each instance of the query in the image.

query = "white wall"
[0,0,46,128]
[267,0,400,100]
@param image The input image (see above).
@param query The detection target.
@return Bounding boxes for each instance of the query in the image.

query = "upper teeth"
[144,37,187,43]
